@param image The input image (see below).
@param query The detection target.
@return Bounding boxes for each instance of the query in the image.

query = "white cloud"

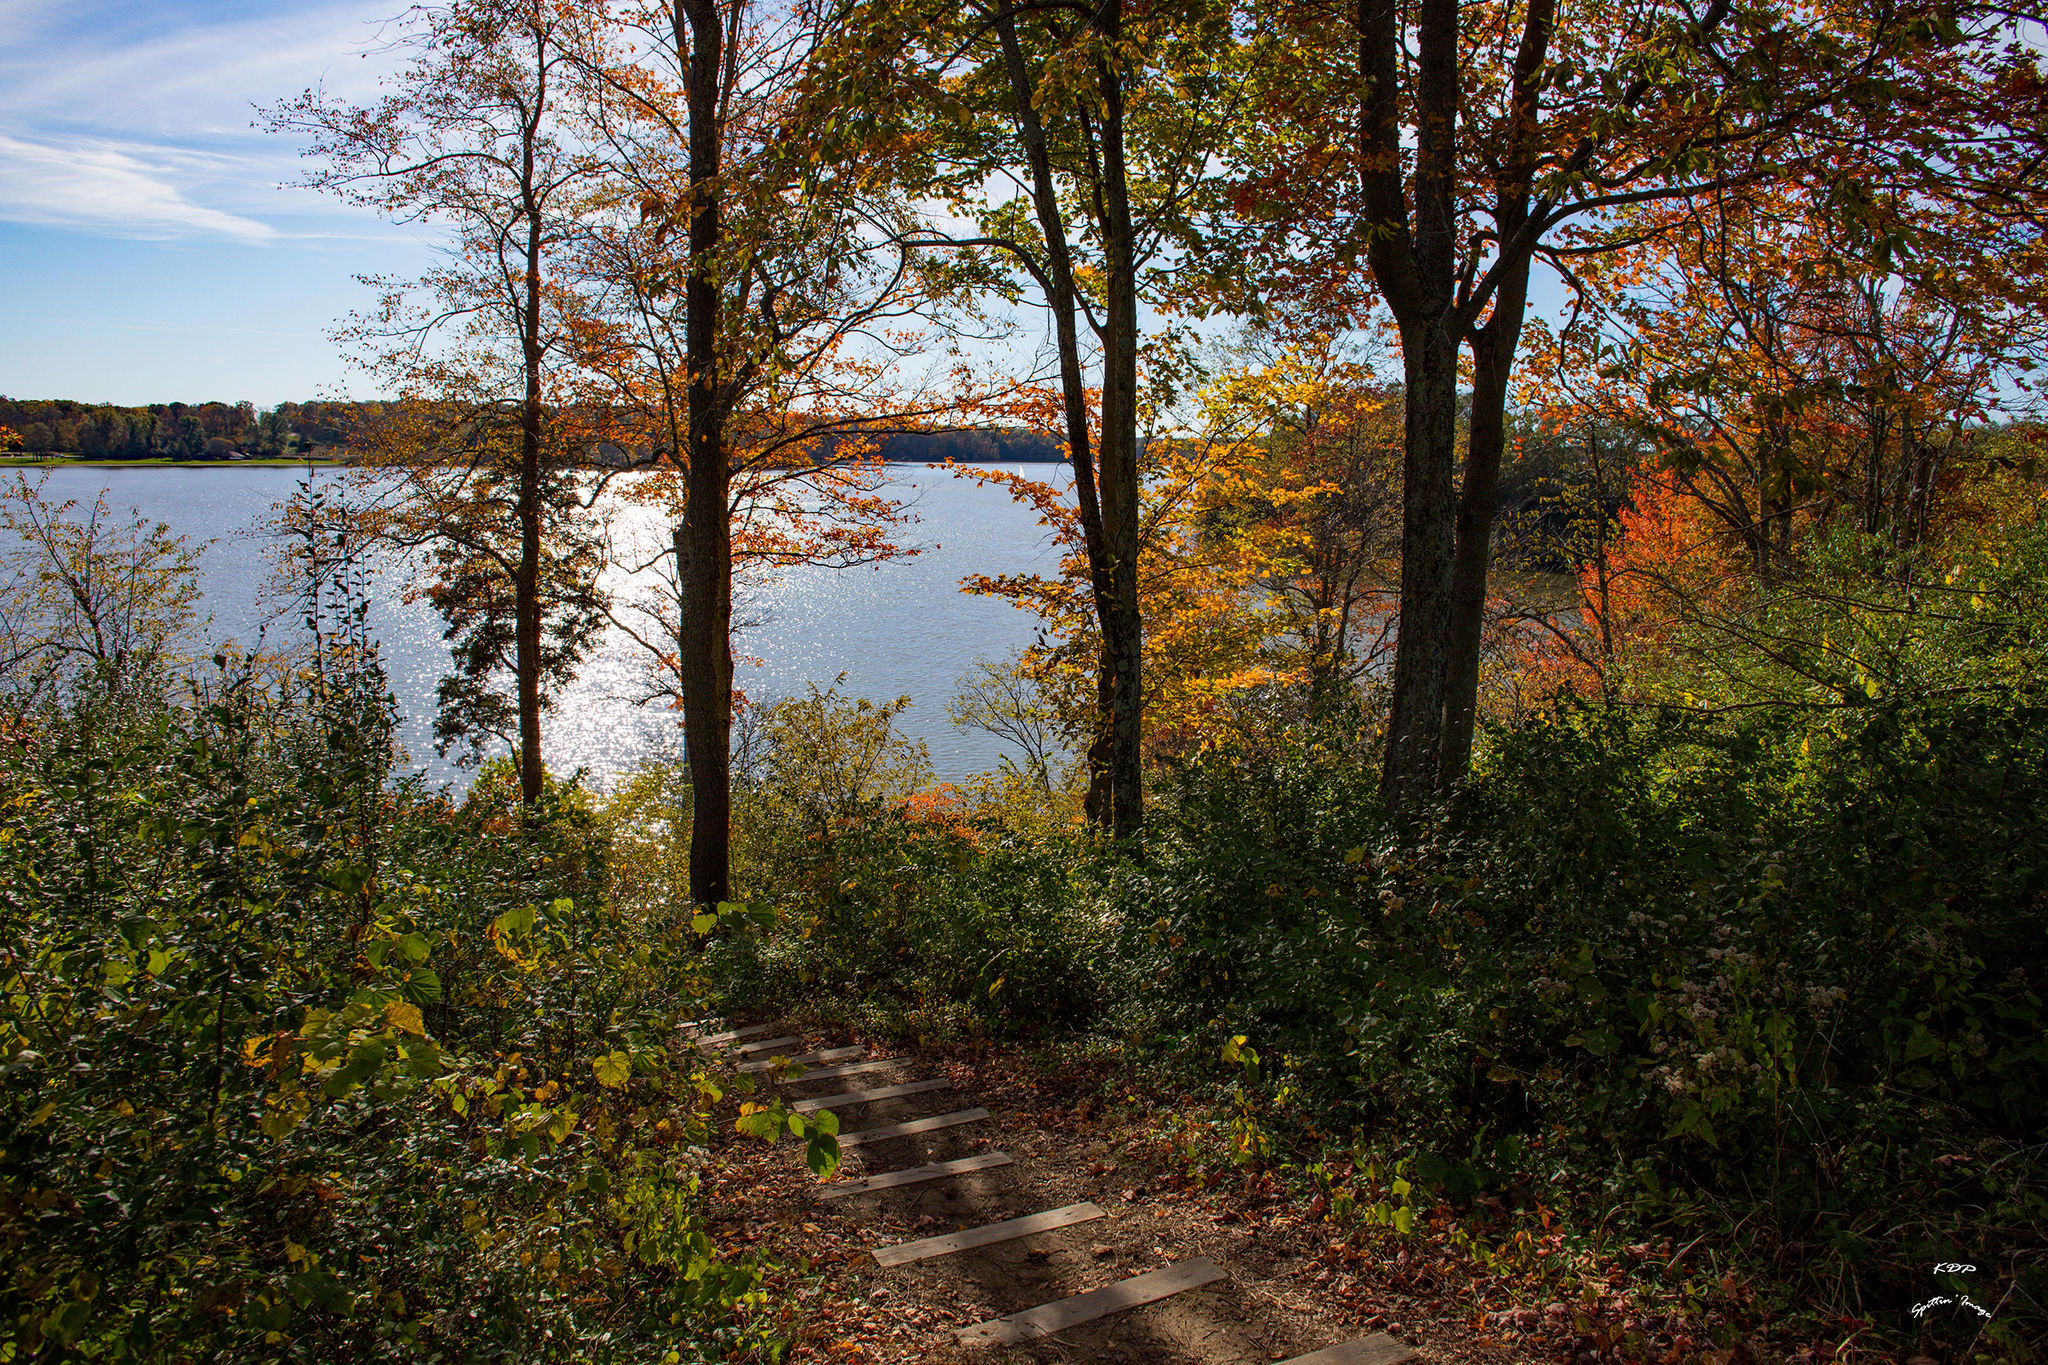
[0,132,277,240]
[0,1,406,241]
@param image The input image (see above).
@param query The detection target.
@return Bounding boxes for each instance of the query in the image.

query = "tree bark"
[1379,328,1460,812]
[995,9,1142,837]
[1092,0,1145,841]
[677,0,733,906]
[514,37,549,808]
[1357,0,1461,817]
[1441,272,1538,779]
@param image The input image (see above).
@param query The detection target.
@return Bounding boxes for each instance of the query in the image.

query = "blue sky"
[0,0,434,406]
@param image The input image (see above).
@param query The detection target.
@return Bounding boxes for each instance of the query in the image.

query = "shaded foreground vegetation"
[711,508,2048,1358]
[6,476,2042,1362]
[0,536,846,1361]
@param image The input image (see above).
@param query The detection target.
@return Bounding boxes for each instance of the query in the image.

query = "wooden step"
[736,1045,866,1074]
[696,1023,774,1047]
[685,1022,772,1046]
[955,1257,1229,1346]
[1278,1335,1421,1365]
[784,1057,898,1083]
[839,1107,989,1147]
[728,1034,802,1055]
[792,1078,952,1114]
[817,1151,1013,1199]
[871,1202,1106,1267]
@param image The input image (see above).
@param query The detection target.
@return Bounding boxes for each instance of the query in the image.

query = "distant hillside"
[1,396,1065,466]
[0,397,364,461]
[872,428,1065,463]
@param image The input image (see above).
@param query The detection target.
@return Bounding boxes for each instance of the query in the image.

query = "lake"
[15,463,1068,788]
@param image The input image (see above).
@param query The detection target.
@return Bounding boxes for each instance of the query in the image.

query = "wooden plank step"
[736,1045,866,1074]
[785,1057,898,1083]
[872,1202,1106,1267]
[793,1078,952,1114]
[1278,1335,1420,1365]
[817,1152,1013,1199]
[729,1035,802,1055]
[840,1107,989,1147]
[955,1258,1229,1346]
[690,1022,774,1046]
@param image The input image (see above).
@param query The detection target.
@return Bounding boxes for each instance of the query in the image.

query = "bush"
[0,630,782,1360]
[1105,658,2046,1349]
[704,688,1110,1038]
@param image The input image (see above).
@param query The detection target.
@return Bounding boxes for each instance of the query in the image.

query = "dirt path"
[691,1023,1552,1365]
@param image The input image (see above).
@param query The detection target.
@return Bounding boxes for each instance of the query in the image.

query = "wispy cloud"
[0,133,277,240]
[0,0,401,241]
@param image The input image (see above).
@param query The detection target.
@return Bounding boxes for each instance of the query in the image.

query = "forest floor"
[695,1024,1563,1365]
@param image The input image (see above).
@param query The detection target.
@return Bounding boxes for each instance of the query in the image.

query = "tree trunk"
[516,413,544,807]
[515,91,548,809]
[1093,4,1144,841]
[675,516,731,907]
[995,10,1139,836]
[1438,0,1548,785]
[1379,328,1460,813]
[1359,0,1461,817]
[1440,256,1531,781]
[678,0,732,907]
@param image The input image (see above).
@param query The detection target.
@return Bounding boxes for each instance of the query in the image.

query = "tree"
[566,0,981,905]
[1566,189,2044,577]
[1238,0,2048,812]
[0,474,205,703]
[1195,337,1404,702]
[276,0,613,805]
[961,398,1302,773]
[814,0,1242,839]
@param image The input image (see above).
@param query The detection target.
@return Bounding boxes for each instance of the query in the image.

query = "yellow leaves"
[384,1001,426,1036]
[591,1051,632,1089]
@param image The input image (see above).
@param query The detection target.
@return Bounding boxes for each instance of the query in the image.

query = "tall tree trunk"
[677,0,732,906]
[995,11,1136,834]
[1440,254,1532,781]
[1359,0,1461,817]
[1093,4,1145,841]
[1379,328,1460,813]
[515,82,547,809]
[1438,0,1548,785]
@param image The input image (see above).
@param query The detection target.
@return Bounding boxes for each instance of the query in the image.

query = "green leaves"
[0,640,763,1360]
[592,1050,633,1089]
[735,1099,842,1180]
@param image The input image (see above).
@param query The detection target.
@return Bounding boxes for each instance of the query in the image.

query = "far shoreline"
[1,457,343,469]
[2,455,1064,470]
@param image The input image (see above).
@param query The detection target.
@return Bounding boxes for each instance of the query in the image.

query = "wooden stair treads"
[870,1202,1106,1268]
[685,1022,773,1046]
[1277,1335,1421,1365]
[954,1257,1229,1346]
[735,1045,865,1074]
[816,1152,1013,1199]
[792,1078,952,1114]
[785,1058,898,1084]
[839,1107,989,1147]
[728,1035,802,1055]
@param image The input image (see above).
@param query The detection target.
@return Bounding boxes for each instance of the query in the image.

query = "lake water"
[16,464,1067,788]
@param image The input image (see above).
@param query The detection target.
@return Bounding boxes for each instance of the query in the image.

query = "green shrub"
[701,687,1111,1037]
[0,633,779,1361]
[1109,585,2048,1347]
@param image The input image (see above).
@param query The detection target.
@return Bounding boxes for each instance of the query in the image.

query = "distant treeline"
[1,397,1068,465]
[871,428,1064,462]
[0,399,360,460]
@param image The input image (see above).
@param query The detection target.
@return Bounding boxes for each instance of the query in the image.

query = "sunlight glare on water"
[15,462,1067,790]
